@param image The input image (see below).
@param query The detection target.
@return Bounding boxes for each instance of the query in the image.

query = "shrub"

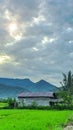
[7,98,18,109]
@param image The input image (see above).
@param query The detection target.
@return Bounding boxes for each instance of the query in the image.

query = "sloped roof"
[18,92,55,98]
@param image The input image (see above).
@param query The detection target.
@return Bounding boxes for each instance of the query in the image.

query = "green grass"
[0,102,8,108]
[0,109,73,130]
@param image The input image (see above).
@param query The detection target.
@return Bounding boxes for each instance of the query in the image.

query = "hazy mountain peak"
[36,79,51,85]
[23,78,33,82]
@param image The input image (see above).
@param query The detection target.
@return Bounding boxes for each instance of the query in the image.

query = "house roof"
[18,92,55,98]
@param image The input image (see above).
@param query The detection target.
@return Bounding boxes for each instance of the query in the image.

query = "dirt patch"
[64,125,73,130]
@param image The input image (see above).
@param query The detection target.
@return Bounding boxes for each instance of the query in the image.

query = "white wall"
[18,97,51,106]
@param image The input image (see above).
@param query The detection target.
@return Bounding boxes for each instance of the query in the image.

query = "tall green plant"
[62,71,73,93]
[60,71,73,105]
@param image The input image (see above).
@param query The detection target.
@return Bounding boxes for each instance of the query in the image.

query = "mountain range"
[0,78,59,98]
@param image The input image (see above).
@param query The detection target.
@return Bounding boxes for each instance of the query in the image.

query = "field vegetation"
[0,109,73,130]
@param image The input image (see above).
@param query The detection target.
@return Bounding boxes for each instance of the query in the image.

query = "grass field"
[0,103,8,108]
[0,109,73,130]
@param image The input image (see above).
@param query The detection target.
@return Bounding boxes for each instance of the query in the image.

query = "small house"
[18,92,60,107]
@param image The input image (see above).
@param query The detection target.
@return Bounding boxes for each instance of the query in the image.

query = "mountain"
[0,78,58,98]
[0,78,33,87]
[35,80,58,92]
[0,84,29,98]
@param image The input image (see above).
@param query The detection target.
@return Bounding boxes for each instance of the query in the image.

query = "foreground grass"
[0,109,73,130]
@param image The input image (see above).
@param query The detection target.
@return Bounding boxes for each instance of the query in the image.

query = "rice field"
[0,109,73,130]
[0,102,8,108]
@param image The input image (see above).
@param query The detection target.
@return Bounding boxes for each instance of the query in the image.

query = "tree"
[60,71,73,105]
[61,71,73,93]
[7,98,18,108]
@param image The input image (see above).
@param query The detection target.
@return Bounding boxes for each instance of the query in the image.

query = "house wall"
[18,97,56,106]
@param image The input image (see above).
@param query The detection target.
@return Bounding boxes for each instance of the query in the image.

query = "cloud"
[0,0,73,86]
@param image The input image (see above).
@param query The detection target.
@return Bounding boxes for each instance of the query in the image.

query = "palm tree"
[60,71,73,104]
[62,71,73,94]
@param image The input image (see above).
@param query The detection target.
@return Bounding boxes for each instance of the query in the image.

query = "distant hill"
[0,84,29,98]
[0,78,59,98]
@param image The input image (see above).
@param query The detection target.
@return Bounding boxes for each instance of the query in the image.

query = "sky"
[0,0,73,86]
